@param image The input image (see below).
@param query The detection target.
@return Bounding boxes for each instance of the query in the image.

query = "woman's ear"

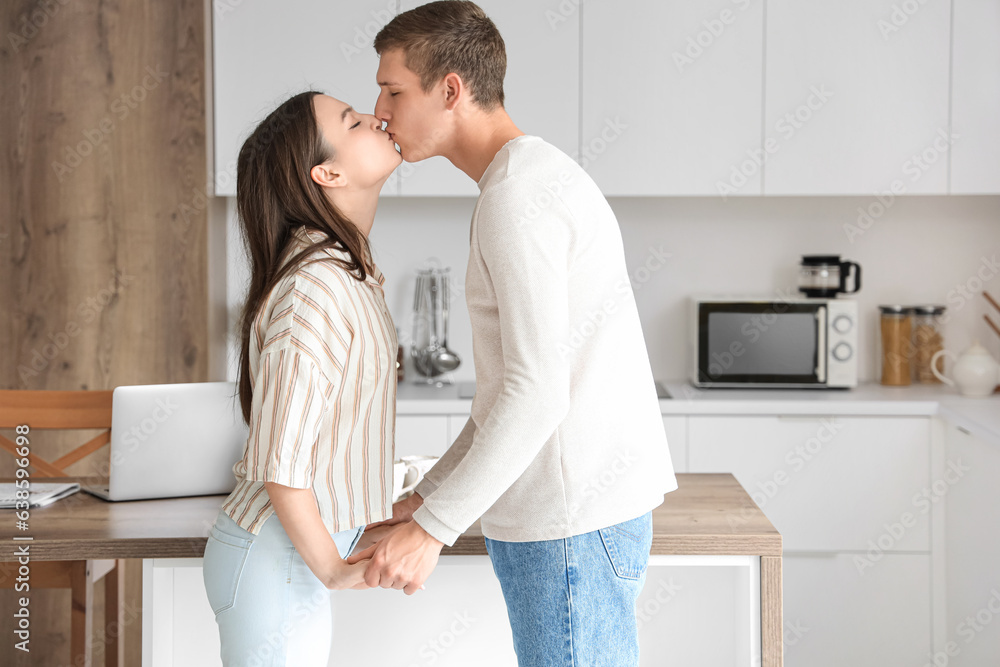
[310,162,346,189]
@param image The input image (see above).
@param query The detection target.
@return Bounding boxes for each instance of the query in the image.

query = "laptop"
[82,382,248,501]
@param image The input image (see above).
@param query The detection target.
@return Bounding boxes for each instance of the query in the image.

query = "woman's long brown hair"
[235,91,371,425]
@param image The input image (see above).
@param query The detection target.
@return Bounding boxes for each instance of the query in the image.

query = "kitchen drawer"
[783,553,932,667]
[944,423,1000,667]
[395,415,450,458]
[688,416,931,552]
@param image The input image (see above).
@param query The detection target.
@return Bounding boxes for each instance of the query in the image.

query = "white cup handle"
[931,349,955,387]
[398,462,420,498]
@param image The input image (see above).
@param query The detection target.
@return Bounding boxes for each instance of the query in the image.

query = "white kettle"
[931,342,1000,397]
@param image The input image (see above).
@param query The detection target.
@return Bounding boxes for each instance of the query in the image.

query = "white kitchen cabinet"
[395,414,450,457]
[212,0,399,196]
[145,557,518,667]
[144,559,221,666]
[581,0,764,195]
[149,556,761,667]
[638,559,760,667]
[950,0,1000,193]
[687,415,932,552]
[944,423,1000,667]
[763,0,951,194]
[394,0,579,196]
[782,553,932,667]
[663,415,688,472]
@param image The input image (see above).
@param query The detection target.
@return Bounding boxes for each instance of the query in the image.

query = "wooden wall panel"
[1,0,208,393]
[0,0,208,664]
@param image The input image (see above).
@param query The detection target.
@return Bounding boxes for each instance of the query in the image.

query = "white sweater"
[412,135,677,545]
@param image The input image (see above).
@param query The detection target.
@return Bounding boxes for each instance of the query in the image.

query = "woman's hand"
[326,557,372,590]
[263,481,373,591]
[365,492,424,530]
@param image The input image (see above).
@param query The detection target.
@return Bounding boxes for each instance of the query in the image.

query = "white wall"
[222,194,1000,385]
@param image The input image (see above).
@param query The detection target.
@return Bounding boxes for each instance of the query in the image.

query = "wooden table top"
[0,473,780,560]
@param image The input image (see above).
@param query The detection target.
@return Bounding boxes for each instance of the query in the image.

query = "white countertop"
[397,378,1000,447]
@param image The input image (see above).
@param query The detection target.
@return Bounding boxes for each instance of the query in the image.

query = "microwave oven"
[691,295,858,389]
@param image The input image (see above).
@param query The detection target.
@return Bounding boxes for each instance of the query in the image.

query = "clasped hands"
[344,492,444,595]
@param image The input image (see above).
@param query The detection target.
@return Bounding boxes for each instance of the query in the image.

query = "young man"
[348,2,677,664]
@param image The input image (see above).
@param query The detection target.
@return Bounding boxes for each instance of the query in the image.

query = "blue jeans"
[485,511,653,667]
[201,509,363,667]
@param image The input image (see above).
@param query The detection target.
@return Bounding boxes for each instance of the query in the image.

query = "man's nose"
[374,94,390,123]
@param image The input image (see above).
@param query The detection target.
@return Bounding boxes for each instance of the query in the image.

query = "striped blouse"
[222,226,397,536]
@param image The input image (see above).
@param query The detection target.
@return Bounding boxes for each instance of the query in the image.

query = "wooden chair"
[0,390,125,667]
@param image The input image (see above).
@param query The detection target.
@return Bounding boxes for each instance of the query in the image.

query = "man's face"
[375,49,448,162]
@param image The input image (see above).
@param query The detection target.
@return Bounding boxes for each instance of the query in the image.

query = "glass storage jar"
[912,305,946,384]
[879,305,914,386]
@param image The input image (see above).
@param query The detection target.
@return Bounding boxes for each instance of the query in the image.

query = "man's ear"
[442,72,463,111]
[310,162,346,189]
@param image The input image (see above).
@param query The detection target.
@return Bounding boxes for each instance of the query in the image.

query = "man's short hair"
[374,1,506,109]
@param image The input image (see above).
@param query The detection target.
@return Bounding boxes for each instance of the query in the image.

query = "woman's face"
[312,94,402,190]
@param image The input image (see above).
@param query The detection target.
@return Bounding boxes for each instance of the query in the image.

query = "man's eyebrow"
[378,81,400,87]
[341,106,353,122]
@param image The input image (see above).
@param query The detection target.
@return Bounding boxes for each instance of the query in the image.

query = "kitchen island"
[0,473,781,666]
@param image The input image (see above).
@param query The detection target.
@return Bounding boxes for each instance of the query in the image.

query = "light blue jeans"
[485,511,653,667]
[202,508,363,667]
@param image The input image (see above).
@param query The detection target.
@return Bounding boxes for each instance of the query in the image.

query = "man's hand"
[350,523,400,555]
[347,520,443,595]
[365,492,424,530]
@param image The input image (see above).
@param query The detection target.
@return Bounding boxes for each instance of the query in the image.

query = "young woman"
[202,90,402,666]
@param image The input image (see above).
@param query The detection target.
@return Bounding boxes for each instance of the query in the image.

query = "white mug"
[392,456,440,502]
